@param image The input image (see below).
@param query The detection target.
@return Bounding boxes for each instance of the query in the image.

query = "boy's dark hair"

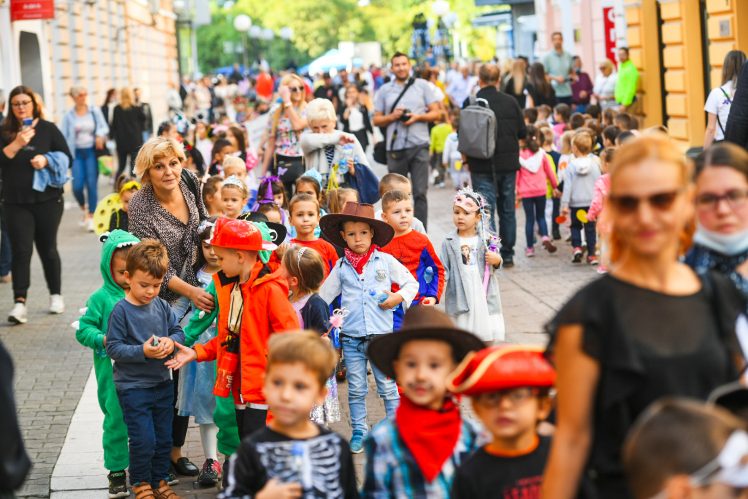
[257,203,281,217]
[586,104,601,120]
[381,190,411,212]
[600,147,616,164]
[614,112,635,131]
[523,108,538,124]
[602,125,621,144]
[210,138,232,163]
[126,239,168,279]
[569,112,586,130]
[202,175,224,201]
[267,330,339,387]
[623,398,745,499]
[617,130,636,145]
[554,103,571,123]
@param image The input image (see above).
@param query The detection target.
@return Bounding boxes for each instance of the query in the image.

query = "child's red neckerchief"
[344,244,378,275]
[395,396,462,482]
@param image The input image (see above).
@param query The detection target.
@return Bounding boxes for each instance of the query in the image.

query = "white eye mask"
[690,430,748,488]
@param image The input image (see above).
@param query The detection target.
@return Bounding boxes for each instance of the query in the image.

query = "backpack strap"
[716,86,733,136]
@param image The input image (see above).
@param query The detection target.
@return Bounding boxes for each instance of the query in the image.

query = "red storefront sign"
[603,6,617,66]
[10,0,55,22]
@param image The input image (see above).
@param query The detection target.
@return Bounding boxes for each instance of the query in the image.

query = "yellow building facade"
[624,0,748,149]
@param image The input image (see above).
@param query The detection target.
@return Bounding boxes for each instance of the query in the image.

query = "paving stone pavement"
[5,172,599,497]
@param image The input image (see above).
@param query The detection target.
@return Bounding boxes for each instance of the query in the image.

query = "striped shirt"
[361,417,481,498]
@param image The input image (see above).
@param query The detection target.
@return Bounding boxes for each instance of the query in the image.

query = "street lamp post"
[233,14,252,71]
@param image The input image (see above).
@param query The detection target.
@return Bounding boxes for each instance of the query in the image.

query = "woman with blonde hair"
[542,135,747,499]
[111,87,145,178]
[128,137,213,480]
[259,73,308,195]
[503,58,528,108]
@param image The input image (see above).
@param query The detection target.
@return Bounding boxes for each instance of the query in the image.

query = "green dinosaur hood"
[100,230,140,294]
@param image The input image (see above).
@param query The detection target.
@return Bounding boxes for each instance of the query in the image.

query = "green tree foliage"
[196,0,495,73]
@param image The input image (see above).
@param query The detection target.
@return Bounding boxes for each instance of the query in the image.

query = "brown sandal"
[153,480,181,499]
[133,483,155,499]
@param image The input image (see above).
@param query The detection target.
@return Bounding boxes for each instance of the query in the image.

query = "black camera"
[399,109,412,122]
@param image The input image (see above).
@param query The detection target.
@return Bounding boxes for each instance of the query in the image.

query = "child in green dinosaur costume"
[75,229,140,499]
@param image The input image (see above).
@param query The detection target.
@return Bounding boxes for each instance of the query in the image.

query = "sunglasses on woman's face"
[288,86,304,93]
[608,189,683,214]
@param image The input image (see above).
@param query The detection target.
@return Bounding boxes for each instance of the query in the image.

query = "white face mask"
[648,431,748,499]
[693,225,748,256]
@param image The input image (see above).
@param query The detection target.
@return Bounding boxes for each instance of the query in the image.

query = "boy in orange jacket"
[169,218,300,439]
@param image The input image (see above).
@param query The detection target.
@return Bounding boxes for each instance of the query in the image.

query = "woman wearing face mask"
[685,143,748,297]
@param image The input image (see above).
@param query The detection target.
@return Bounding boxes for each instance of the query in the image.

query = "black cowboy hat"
[367,306,485,380]
[319,202,394,249]
[238,212,287,246]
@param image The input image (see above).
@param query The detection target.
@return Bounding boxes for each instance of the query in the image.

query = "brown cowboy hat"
[368,306,485,380]
[319,202,395,249]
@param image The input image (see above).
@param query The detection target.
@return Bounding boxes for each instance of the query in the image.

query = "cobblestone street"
[3,176,598,497]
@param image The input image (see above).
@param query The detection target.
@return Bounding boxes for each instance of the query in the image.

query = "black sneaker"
[107,470,129,499]
[552,228,562,240]
[197,458,222,487]
[572,248,584,263]
[502,259,514,268]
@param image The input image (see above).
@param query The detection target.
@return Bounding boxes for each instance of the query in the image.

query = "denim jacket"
[440,230,502,317]
[319,249,418,337]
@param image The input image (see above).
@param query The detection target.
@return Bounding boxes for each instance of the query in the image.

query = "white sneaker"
[86,218,95,232]
[8,302,27,324]
[49,294,65,314]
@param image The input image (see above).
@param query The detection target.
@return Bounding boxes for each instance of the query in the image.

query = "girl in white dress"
[440,188,505,343]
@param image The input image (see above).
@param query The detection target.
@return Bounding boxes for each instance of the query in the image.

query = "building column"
[624,0,663,128]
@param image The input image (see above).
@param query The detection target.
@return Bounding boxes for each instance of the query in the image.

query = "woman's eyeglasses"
[608,190,683,214]
[11,100,32,108]
[288,86,304,93]
[695,189,748,211]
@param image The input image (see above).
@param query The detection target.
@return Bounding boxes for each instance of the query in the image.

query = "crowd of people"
[2,28,748,499]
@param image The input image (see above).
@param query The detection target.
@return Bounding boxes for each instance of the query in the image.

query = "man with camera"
[374,52,441,229]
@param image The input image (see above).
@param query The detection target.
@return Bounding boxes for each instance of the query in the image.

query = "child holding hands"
[106,240,186,499]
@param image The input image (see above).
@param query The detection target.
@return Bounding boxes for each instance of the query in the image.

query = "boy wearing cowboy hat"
[361,306,484,497]
[319,202,418,454]
[447,345,556,498]
[168,218,300,440]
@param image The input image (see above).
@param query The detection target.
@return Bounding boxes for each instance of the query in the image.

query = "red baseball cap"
[446,345,556,396]
[209,217,277,252]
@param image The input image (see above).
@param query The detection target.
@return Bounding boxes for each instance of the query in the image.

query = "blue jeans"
[522,196,548,248]
[72,147,99,215]
[117,382,173,487]
[470,171,517,260]
[341,335,399,434]
[570,206,597,254]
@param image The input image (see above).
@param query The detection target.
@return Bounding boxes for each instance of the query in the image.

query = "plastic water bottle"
[339,143,354,174]
[369,289,388,304]
[290,442,311,493]
[424,266,434,284]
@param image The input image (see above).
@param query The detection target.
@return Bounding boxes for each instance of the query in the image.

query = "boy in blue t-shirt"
[106,239,185,499]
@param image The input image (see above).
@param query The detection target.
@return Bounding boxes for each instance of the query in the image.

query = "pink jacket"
[588,173,610,221]
[517,149,558,199]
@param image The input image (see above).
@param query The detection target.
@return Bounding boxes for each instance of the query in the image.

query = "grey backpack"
[458,97,496,159]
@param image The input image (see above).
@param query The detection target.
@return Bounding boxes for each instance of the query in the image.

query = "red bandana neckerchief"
[395,396,462,482]
[344,244,378,275]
